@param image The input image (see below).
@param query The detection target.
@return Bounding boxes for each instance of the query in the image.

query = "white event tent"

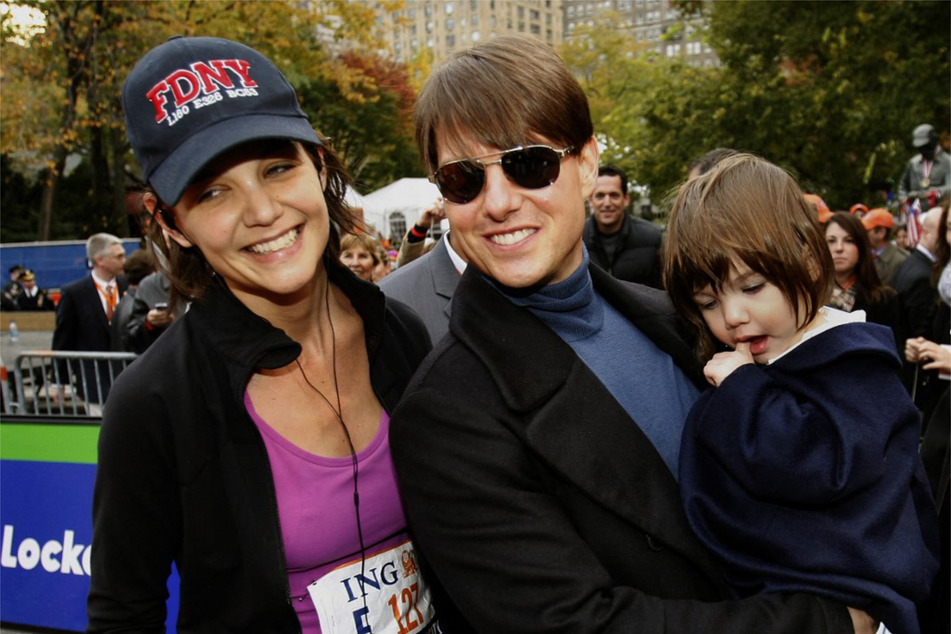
[360,178,442,240]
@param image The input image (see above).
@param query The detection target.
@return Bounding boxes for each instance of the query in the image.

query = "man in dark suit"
[379,231,466,345]
[583,164,664,288]
[894,205,944,422]
[389,36,869,633]
[13,269,56,311]
[53,233,129,414]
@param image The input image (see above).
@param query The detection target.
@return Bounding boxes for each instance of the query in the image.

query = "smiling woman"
[87,36,436,634]
[340,232,382,282]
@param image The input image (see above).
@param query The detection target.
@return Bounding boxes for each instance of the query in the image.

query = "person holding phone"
[124,268,181,353]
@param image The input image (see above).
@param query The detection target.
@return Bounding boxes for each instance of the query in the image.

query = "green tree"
[300,51,422,194]
[566,1,951,213]
[1,0,410,242]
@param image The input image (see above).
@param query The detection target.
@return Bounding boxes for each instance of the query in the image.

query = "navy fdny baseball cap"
[123,36,321,205]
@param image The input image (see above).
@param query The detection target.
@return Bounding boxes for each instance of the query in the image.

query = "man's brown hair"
[415,35,593,173]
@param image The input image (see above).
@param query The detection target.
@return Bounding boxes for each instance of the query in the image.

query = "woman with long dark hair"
[825,211,904,352]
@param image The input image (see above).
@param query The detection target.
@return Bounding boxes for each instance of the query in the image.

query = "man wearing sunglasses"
[390,35,872,634]
[584,164,664,288]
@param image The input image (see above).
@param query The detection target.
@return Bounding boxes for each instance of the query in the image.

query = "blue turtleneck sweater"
[492,250,699,478]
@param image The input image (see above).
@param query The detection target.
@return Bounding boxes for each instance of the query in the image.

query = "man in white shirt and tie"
[52,233,129,415]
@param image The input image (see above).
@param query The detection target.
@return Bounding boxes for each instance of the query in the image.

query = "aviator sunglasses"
[432,145,576,204]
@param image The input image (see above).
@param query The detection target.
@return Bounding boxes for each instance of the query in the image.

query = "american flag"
[906,198,922,247]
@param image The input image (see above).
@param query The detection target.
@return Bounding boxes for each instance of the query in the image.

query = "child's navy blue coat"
[680,320,940,634]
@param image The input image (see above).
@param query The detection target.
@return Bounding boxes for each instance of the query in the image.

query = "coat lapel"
[450,267,715,568]
[430,238,458,323]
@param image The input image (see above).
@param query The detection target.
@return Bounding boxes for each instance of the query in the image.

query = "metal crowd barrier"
[6,350,137,416]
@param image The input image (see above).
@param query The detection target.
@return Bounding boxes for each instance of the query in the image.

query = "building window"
[447,34,456,46]
[390,213,407,242]
[472,30,480,41]
[446,17,454,29]
[445,2,454,14]
[530,23,540,34]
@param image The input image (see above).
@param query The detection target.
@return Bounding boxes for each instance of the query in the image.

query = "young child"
[663,153,940,634]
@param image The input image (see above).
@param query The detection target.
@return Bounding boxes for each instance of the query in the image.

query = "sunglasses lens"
[502,146,562,189]
[435,161,485,204]
[434,146,568,203]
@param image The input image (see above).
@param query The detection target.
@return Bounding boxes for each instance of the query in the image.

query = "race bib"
[308,539,435,634]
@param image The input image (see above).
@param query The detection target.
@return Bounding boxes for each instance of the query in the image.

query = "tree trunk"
[109,126,132,237]
[37,144,68,241]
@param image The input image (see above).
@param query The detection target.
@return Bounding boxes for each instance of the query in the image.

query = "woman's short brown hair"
[663,153,833,361]
[340,232,382,267]
[147,139,355,306]
[415,35,593,173]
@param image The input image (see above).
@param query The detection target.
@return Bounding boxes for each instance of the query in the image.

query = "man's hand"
[417,198,447,230]
[703,340,754,387]
[847,606,881,634]
[146,307,174,328]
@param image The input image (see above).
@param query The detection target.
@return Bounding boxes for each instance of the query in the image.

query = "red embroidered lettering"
[166,69,201,107]
[221,59,257,87]
[191,60,236,92]
[145,81,171,123]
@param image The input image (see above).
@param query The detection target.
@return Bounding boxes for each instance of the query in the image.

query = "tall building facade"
[376,0,563,65]
[563,0,717,67]
[374,0,714,68]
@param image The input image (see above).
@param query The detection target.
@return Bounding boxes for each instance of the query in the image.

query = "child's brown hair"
[663,153,833,361]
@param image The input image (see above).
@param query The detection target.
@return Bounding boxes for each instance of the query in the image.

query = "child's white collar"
[767,306,866,365]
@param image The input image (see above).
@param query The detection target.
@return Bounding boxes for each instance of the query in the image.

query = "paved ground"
[1,329,54,363]
[1,329,56,412]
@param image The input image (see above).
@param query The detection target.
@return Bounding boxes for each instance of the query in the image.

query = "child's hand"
[703,341,754,387]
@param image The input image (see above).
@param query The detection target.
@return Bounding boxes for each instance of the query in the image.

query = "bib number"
[308,539,435,634]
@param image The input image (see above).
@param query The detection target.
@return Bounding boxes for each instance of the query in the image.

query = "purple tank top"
[246,392,411,634]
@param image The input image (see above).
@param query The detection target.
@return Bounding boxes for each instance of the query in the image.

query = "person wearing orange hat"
[850,203,869,219]
[862,208,908,287]
[804,193,833,224]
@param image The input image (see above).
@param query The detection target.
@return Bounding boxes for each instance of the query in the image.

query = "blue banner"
[1,458,179,631]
